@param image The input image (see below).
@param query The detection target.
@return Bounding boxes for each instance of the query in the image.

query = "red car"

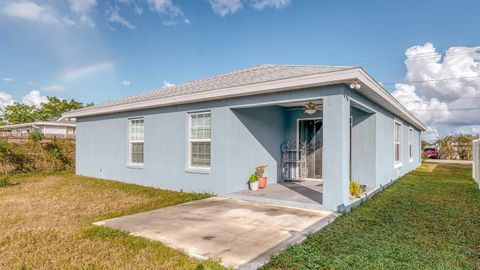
[423,147,439,159]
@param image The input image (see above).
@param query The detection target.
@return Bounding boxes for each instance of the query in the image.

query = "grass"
[0,172,222,269]
[0,176,14,187]
[263,163,480,270]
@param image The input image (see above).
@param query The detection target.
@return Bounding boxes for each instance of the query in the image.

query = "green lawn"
[0,172,222,269]
[263,163,480,270]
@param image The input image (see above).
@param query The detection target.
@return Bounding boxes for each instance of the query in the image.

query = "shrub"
[255,165,267,177]
[0,139,75,174]
[0,176,13,187]
[44,138,72,168]
[350,181,361,198]
[0,139,33,173]
[28,131,44,143]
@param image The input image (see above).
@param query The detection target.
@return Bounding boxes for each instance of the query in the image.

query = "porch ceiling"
[279,99,323,108]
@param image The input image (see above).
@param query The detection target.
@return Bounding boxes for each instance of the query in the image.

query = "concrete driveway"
[94,197,336,269]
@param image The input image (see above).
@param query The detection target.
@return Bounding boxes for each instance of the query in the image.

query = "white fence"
[474,139,480,186]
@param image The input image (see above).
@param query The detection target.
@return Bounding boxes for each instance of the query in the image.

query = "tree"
[34,97,84,121]
[0,97,92,125]
[1,103,36,125]
[435,134,475,160]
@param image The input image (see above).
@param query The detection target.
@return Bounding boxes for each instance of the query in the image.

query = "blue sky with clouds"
[1,0,479,139]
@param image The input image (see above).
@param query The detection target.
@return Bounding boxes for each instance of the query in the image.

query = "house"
[0,118,76,137]
[63,65,426,211]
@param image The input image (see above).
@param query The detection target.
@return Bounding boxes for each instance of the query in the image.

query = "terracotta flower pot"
[258,177,267,188]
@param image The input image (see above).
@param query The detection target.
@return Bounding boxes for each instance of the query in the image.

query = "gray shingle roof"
[78,64,353,112]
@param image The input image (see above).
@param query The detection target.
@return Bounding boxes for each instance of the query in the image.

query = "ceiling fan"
[303,102,320,115]
[286,102,321,115]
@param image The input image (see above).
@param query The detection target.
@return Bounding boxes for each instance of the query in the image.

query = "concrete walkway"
[94,197,336,269]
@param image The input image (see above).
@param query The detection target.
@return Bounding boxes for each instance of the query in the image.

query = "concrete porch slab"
[230,180,325,211]
[94,197,336,269]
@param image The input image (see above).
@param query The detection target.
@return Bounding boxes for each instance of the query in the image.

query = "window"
[189,112,211,168]
[409,128,414,161]
[394,120,402,165]
[129,118,144,164]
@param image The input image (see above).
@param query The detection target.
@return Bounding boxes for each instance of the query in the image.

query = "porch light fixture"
[349,80,361,90]
[304,102,319,115]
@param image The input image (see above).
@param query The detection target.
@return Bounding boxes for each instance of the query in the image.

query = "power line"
[396,96,480,102]
[340,48,479,67]
[410,107,480,111]
[381,75,480,85]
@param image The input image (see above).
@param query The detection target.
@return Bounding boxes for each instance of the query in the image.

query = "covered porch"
[226,88,377,211]
[231,180,324,210]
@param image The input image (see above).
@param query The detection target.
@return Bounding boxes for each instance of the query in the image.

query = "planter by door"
[249,181,259,191]
[258,177,267,188]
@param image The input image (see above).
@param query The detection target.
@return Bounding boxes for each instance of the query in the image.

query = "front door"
[298,119,323,179]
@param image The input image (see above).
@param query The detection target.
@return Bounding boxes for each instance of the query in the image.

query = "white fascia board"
[36,122,76,127]
[63,67,427,131]
[0,123,35,129]
[63,68,360,118]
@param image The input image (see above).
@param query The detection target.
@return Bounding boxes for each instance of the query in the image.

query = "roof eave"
[64,67,427,131]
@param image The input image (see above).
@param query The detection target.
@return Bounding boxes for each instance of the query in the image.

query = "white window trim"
[187,111,211,172]
[408,127,414,162]
[394,119,402,168]
[128,117,144,167]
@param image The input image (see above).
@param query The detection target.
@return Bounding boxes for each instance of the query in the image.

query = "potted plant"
[249,174,259,191]
[256,165,268,189]
[349,181,361,199]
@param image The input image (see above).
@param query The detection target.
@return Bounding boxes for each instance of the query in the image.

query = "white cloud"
[0,91,15,108]
[393,43,480,138]
[163,80,175,87]
[41,84,65,92]
[2,78,13,82]
[146,0,186,25]
[107,7,136,30]
[121,80,131,86]
[251,0,290,10]
[79,14,95,28]
[66,0,97,13]
[63,0,96,28]
[453,125,480,135]
[403,43,480,101]
[2,1,95,27]
[22,90,48,107]
[209,0,243,16]
[421,127,440,143]
[392,83,451,125]
[2,1,61,25]
[118,0,144,14]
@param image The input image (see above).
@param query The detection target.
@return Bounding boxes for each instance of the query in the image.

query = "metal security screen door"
[297,119,323,179]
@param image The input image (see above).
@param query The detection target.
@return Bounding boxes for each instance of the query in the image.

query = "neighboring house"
[64,65,427,211]
[0,118,76,136]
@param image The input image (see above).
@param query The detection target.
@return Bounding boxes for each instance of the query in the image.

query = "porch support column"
[322,92,350,211]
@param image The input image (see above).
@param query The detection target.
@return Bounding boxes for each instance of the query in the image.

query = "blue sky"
[1,0,479,139]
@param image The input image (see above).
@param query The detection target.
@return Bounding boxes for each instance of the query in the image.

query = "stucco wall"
[76,83,422,210]
[77,85,342,196]
[351,107,376,188]
[346,86,421,188]
[227,106,286,192]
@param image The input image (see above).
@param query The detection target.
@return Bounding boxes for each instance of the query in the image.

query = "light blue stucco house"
[64,65,427,211]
